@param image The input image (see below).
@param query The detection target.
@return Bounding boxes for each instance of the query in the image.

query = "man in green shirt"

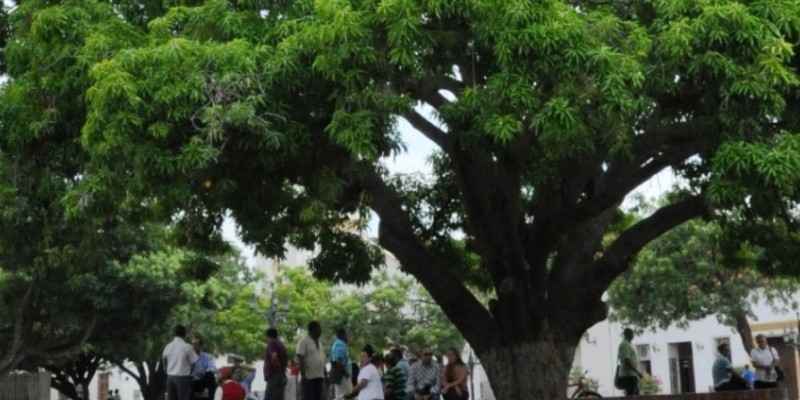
[617,328,644,396]
[384,348,407,400]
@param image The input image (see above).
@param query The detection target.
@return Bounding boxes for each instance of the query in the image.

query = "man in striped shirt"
[383,348,407,400]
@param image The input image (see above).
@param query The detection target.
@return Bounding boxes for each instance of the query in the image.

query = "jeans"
[167,376,193,400]
[266,374,288,400]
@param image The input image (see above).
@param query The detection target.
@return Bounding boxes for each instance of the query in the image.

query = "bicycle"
[569,370,603,398]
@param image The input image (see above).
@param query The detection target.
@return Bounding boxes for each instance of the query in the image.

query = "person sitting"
[346,348,385,400]
[214,368,246,400]
[713,343,748,391]
[408,346,440,400]
[192,337,218,399]
[742,365,756,389]
[440,348,468,400]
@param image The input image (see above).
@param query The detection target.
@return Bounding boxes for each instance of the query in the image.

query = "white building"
[575,299,800,399]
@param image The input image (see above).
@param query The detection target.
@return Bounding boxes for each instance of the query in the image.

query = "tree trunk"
[735,310,754,354]
[118,361,166,400]
[144,366,167,400]
[479,340,576,400]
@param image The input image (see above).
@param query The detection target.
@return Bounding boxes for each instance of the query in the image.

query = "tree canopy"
[272,267,465,357]
[608,216,800,353]
[2,0,800,398]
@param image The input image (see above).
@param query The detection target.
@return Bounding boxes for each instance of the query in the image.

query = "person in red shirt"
[214,367,246,400]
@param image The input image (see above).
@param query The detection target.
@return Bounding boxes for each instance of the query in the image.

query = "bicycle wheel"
[577,390,603,398]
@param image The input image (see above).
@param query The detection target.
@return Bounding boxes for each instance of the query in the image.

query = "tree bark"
[119,360,166,400]
[479,339,576,400]
[46,352,102,400]
[735,311,754,354]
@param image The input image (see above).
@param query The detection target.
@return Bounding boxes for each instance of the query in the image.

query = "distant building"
[574,297,800,399]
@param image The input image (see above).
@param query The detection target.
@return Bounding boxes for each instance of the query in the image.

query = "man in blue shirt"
[331,327,353,399]
[394,347,410,376]
[191,337,218,398]
[742,365,756,389]
[713,343,747,391]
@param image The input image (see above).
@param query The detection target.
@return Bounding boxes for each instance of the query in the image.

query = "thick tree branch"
[574,116,716,221]
[0,278,37,374]
[450,142,526,278]
[406,75,463,110]
[735,311,754,354]
[27,316,98,361]
[525,115,713,263]
[362,166,499,352]
[401,110,450,151]
[118,362,142,381]
[594,195,707,287]
[46,353,101,400]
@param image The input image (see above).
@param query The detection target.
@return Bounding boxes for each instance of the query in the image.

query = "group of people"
[712,334,783,392]
[162,322,469,400]
[162,325,255,400]
[266,321,469,400]
[617,328,785,396]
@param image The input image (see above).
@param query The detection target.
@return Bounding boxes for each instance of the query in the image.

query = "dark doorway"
[668,342,696,394]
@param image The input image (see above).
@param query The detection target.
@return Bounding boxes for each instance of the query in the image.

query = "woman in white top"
[346,349,384,400]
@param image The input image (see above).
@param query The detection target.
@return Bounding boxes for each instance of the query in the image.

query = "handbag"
[770,347,785,382]
[614,365,624,390]
[775,366,785,382]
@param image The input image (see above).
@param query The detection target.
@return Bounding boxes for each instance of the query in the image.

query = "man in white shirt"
[750,334,780,389]
[163,325,199,400]
[296,320,326,400]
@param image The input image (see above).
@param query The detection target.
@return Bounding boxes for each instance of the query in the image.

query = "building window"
[637,344,652,375]
[637,344,651,360]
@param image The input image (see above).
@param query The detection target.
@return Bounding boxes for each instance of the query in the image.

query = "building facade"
[574,300,800,399]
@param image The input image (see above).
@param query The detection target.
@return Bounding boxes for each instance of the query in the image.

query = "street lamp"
[251,282,290,328]
[267,289,290,328]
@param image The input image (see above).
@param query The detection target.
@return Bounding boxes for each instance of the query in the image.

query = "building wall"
[574,298,800,398]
